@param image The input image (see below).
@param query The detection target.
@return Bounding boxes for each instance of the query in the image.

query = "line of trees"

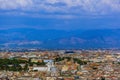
[55,57,87,65]
[0,58,46,71]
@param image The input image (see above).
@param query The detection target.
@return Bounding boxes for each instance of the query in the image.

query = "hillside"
[0,28,120,49]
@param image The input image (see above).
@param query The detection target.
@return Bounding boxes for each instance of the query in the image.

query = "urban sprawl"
[0,49,120,80]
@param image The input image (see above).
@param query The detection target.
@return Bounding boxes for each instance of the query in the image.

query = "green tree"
[24,63,29,71]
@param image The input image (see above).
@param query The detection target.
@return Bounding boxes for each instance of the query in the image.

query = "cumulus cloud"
[0,0,33,10]
[0,0,120,16]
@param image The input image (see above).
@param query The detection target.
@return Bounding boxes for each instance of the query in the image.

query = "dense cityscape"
[0,49,120,80]
[0,0,120,80]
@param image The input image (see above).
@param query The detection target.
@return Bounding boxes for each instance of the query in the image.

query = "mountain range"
[0,28,120,49]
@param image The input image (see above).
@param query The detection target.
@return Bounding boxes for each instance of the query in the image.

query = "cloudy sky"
[0,0,120,30]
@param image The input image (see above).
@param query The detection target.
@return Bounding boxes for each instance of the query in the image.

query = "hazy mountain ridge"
[0,28,120,49]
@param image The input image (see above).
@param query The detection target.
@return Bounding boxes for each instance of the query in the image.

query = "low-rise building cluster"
[0,49,120,80]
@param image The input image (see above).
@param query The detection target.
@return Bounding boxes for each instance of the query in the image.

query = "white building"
[33,61,55,72]
[33,66,48,71]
